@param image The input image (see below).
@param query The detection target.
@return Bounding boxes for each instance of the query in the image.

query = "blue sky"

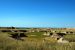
[0,0,75,28]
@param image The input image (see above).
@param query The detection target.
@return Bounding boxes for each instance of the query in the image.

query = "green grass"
[27,32,44,36]
[64,34,75,42]
[27,32,47,38]
[0,31,75,50]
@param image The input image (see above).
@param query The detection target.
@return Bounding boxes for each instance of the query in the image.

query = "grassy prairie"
[0,30,75,50]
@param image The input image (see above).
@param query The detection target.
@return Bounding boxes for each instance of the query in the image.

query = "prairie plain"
[0,27,75,50]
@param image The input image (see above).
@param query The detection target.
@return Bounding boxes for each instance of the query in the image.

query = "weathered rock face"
[57,37,69,43]
[1,30,11,32]
[51,33,66,41]
[50,33,53,35]
[43,32,50,36]
[50,33,69,43]
[56,33,66,37]
[0,29,27,33]
[10,33,27,40]
[18,30,27,32]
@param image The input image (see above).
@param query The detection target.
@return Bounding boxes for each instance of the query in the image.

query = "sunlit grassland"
[0,31,75,50]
